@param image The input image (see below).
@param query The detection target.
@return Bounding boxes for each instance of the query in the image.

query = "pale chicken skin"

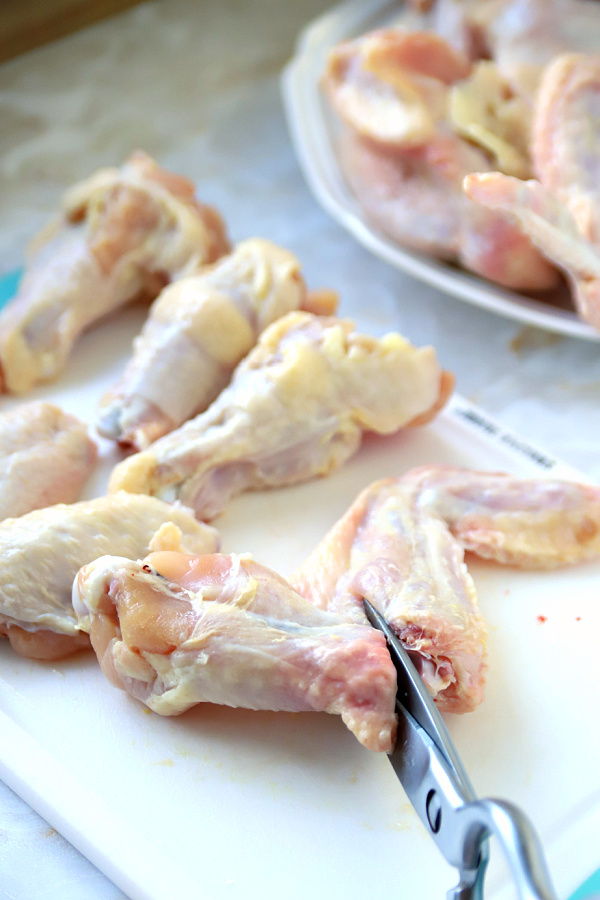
[0,151,229,394]
[0,493,219,661]
[323,30,472,149]
[292,465,600,713]
[292,473,487,714]
[97,238,337,449]
[464,172,600,330]
[108,311,453,520]
[340,131,557,290]
[73,552,398,752]
[0,401,97,520]
[533,54,600,241]
[416,0,600,97]
[479,0,600,99]
[464,53,600,326]
[323,30,559,290]
[449,60,533,179]
[404,465,600,567]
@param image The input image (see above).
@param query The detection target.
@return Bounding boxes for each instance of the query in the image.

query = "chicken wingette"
[0,493,219,660]
[0,401,96,520]
[74,551,398,752]
[292,465,600,713]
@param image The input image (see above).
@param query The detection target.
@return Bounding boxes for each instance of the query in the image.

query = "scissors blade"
[363,598,489,887]
[362,597,477,801]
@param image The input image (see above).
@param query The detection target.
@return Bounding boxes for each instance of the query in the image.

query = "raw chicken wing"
[466,52,600,312]
[324,30,558,290]
[341,130,557,289]
[533,54,600,241]
[292,474,487,713]
[108,311,453,519]
[464,172,600,329]
[483,0,600,99]
[0,493,219,661]
[0,401,96,520]
[424,0,600,97]
[97,238,336,449]
[323,30,472,149]
[74,551,398,752]
[293,465,600,712]
[465,54,600,327]
[465,55,600,326]
[405,465,600,568]
[0,151,229,394]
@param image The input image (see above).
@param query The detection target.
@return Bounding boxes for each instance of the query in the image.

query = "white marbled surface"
[0,0,599,897]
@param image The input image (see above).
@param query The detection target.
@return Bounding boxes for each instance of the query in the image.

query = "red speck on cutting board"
[537,615,547,624]
[576,616,582,621]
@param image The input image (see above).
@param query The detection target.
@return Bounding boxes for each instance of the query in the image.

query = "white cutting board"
[0,304,598,900]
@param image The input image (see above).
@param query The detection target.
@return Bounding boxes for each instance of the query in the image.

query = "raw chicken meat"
[449,61,532,179]
[97,238,337,449]
[340,130,557,290]
[323,30,559,290]
[108,311,453,519]
[292,465,600,712]
[424,0,493,61]
[463,51,600,328]
[323,30,472,149]
[292,472,487,713]
[533,54,600,241]
[423,0,600,96]
[73,551,398,752]
[0,493,219,661]
[0,151,229,394]
[319,3,600,316]
[465,172,600,329]
[482,0,600,99]
[403,465,600,568]
[0,401,96,520]
[328,25,531,178]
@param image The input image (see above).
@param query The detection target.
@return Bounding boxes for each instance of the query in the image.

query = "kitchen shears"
[363,598,559,900]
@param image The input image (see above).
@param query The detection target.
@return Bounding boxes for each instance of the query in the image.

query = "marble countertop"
[0,1,599,897]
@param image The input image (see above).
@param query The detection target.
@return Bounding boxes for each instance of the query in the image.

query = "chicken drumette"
[0,151,229,393]
[97,238,337,449]
[108,311,452,520]
[74,551,398,752]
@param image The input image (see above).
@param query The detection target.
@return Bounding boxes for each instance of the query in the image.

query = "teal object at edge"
[0,269,22,309]
[569,868,600,900]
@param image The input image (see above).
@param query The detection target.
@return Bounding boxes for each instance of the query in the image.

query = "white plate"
[281,0,600,343]
[0,303,599,900]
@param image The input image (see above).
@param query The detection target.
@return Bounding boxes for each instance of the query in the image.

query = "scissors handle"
[446,860,487,900]
[361,601,558,900]
[447,798,558,900]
